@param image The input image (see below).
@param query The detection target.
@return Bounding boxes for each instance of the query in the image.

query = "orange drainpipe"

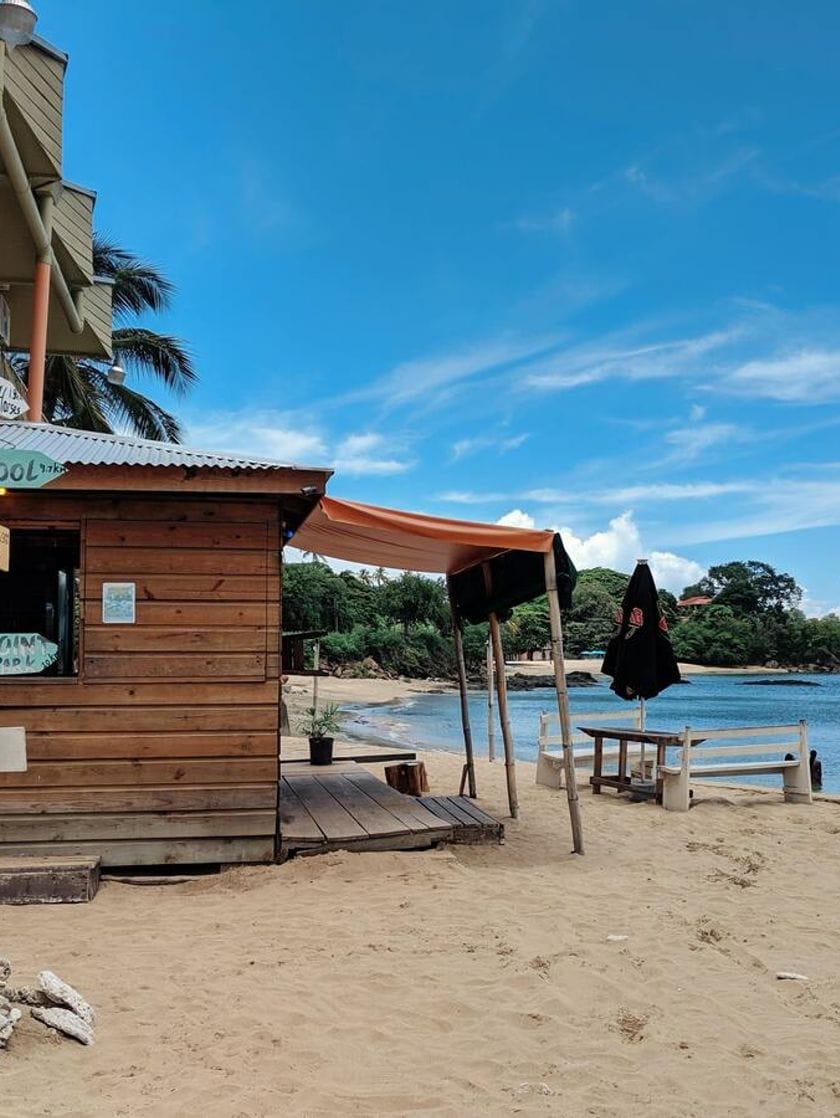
[27,192,54,423]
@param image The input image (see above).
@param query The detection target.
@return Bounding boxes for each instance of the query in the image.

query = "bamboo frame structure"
[447,577,477,798]
[482,563,519,819]
[544,548,584,853]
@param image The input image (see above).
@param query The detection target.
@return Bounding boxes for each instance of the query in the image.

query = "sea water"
[341,673,840,794]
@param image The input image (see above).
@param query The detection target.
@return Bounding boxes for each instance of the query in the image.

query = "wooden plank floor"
[279,765,503,859]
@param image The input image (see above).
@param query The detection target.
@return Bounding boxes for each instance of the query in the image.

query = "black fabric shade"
[449,534,576,624]
[601,561,681,701]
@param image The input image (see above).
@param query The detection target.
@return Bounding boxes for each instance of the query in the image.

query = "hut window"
[0,529,81,677]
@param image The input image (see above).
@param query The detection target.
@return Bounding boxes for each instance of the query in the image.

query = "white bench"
[536,708,644,789]
[661,722,812,811]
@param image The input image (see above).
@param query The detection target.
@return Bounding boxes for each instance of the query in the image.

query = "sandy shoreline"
[4,672,839,1116]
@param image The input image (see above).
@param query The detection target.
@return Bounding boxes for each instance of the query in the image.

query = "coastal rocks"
[0,958,95,1050]
[30,1006,94,1046]
[741,679,821,687]
[0,994,22,1049]
[38,971,95,1027]
[506,671,598,690]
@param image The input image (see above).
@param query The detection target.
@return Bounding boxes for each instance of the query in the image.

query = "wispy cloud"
[669,477,840,546]
[451,432,529,460]
[508,207,576,235]
[523,328,740,392]
[662,421,750,464]
[351,336,561,410]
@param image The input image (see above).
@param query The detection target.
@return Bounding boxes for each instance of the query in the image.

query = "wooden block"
[0,856,100,905]
[384,761,429,797]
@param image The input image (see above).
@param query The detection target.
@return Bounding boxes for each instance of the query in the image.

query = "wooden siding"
[52,185,95,285]
[0,492,282,866]
[2,42,64,177]
[78,280,113,358]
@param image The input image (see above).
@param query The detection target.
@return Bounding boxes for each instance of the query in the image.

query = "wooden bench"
[660,722,812,811]
[536,708,643,789]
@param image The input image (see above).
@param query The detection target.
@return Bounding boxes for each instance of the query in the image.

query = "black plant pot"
[309,736,334,765]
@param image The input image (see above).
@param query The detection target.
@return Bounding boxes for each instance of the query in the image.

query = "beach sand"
[3,671,839,1116]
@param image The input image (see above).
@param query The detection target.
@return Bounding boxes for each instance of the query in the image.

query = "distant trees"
[281,555,840,677]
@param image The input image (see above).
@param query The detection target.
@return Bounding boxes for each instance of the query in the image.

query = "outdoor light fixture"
[0,0,38,48]
[300,485,319,497]
[106,360,125,386]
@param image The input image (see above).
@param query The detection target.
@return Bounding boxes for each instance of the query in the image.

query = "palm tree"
[15,234,196,441]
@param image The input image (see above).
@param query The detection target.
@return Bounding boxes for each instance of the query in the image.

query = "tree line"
[283,559,840,676]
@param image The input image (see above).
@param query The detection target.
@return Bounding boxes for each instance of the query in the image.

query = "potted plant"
[300,702,341,766]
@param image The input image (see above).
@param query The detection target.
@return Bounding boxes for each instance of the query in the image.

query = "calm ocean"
[342,673,840,794]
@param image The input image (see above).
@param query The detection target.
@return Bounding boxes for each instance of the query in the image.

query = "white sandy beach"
[3,668,839,1116]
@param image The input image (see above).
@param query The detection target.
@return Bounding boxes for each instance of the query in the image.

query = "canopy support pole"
[447,578,477,798]
[482,563,519,819]
[544,548,584,854]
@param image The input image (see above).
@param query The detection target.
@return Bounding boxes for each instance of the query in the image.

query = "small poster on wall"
[102,582,136,624]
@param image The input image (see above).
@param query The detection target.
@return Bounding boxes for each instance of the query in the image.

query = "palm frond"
[93,232,175,317]
[86,367,184,442]
[113,327,196,396]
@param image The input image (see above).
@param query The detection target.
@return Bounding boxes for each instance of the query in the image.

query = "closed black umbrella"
[601,560,681,702]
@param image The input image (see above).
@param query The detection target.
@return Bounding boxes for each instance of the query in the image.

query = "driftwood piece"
[38,971,95,1026]
[30,1006,94,1046]
[385,761,429,797]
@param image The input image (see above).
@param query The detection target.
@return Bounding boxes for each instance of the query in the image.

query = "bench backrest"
[538,706,641,751]
[676,722,808,767]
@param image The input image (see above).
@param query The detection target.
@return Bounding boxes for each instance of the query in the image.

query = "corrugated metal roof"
[0,421,329,473]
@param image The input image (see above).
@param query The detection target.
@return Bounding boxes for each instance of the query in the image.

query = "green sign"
[0,450,66,489]
[0,633,59,675]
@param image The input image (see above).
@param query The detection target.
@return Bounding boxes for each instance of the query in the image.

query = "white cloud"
[723,349,840,402]
[187,412,327,463]
[496,508,537,529]
[559,511,704,592]
[333,433,413,477]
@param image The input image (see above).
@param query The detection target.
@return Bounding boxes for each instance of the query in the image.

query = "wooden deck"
[279,765,503,859]
[280,735,417,766]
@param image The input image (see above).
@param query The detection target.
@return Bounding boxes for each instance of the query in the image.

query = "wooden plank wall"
[0,492,282,866]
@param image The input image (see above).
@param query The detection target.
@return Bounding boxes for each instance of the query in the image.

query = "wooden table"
[577,727,705,803]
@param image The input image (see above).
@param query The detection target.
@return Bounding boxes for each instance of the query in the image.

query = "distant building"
[677,595,713,608]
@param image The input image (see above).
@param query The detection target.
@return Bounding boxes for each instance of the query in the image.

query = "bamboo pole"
[544,548,584,854]
[447,578,477,798]
[312,640,320,713]
[486,640,496,762]
[482,563,518,818]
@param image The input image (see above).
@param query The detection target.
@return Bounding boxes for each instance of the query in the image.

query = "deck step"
[0,855,101,905]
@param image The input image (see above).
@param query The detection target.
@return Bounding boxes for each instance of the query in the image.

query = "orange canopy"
[290,496,555,575]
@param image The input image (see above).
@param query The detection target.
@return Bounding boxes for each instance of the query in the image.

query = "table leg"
[655,742,665,803]
[593,734,603,794]
[618,737,628,789]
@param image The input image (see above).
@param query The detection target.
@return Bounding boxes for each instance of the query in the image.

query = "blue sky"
[40,1,840,609]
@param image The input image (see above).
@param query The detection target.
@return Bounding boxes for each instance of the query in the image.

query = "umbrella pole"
[486,640,496,763]
[447,578,477,798]
[544,548,585,855]
[482,563,519,819]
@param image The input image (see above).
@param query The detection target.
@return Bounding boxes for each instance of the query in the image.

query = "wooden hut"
[0,421,330,867]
